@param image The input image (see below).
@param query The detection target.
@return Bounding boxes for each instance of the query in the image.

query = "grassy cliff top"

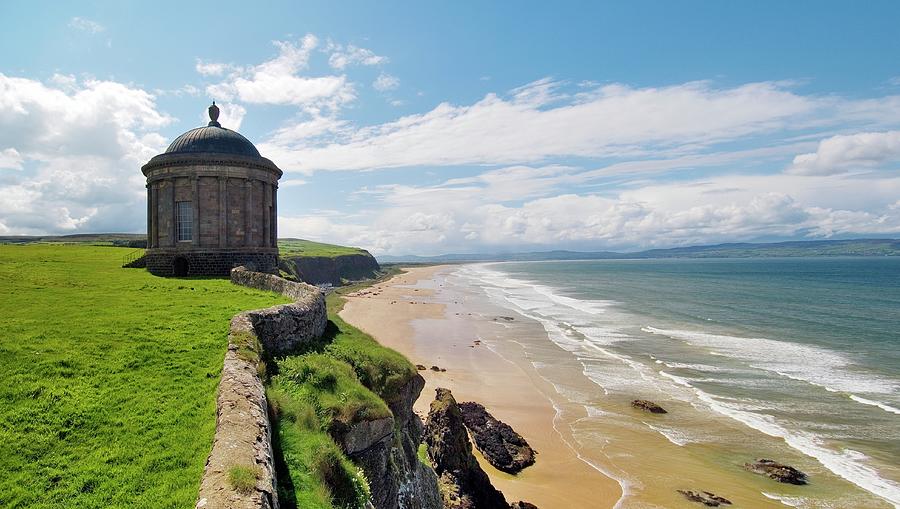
[278,239,369,258]
[0,244,291,508]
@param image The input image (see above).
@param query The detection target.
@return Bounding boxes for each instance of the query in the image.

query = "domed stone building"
[142,103,282,276]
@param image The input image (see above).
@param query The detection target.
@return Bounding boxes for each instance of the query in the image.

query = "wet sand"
[340,265,623,508]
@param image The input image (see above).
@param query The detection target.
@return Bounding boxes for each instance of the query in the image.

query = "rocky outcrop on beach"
[744,459,808,485]
[631,399,667,414]
[458,402,536,474]
[677,490,732,506]
[509,502,539,509]
[424,388,509,509]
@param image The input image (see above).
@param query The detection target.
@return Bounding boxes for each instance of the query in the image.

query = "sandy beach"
[340,265,623,508]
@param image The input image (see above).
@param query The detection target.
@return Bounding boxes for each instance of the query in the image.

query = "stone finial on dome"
[208,101,221,127]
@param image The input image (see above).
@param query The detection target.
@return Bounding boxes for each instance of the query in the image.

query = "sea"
[447,257,900,508]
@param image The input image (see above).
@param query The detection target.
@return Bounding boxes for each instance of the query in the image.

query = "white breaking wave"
[645,422,697,446]
[849,395,900,416]
[642,326,899,395]
[689,383,900,507]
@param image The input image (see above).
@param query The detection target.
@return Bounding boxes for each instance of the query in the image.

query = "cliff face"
[281,253,380,286]
[335,374,442,509]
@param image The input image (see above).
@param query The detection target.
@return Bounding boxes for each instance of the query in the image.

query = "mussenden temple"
[141,102,282,277]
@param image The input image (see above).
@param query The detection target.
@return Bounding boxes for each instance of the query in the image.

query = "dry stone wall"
[195,267,327,509]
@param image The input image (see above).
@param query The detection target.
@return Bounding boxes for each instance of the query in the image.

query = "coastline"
[339,265,624,508]
[340,263,897,509]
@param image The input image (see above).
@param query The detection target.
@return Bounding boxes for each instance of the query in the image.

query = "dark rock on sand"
[416,364,427,371]
[424,388,508,509]
[431,365,441,371]
[631,399,667,414]
[745,459,808,485]
[509,502,539,509]
[677,490,732,506]
[458,401,536,474]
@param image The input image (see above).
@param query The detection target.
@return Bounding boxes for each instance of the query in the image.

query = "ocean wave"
[644,422,697,446]
[761,492,807,507]
[693,387,900,507]
[849,395,900,416]
[642,326,899,395]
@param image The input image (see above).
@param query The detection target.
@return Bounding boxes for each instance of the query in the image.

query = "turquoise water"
[455,258,900,506]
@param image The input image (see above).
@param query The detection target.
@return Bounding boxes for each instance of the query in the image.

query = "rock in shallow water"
[631,399,668,414]
[677,490,732,506]
[745,458,808,485]
[458,401,536,474]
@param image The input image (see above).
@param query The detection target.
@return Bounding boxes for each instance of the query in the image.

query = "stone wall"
[195,267,327,509]
[229,267,327,355]
[145,251,278,277]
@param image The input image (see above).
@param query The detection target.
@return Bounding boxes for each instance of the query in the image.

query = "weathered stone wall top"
[197,314,277,509]
[231,266,322,302]
[197,269,328,509]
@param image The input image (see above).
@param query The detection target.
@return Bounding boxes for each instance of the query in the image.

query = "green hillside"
[278,239,368,258]
[0,244,290,508]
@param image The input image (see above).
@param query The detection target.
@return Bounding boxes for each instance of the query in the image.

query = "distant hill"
[377,238,900,264]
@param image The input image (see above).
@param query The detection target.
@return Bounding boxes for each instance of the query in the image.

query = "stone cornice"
[142,152,283,179]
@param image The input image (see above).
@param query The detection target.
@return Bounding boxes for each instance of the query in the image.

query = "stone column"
[263,182,271,248]
[218,176,227,248]
[150,182,158,248]
[146,184,151,248]
[244,179,252,246]
[191,176,200,245]
[170,178,177,246]
[272,183,278,248]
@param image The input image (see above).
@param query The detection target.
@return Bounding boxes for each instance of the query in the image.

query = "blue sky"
[1,1,899,254]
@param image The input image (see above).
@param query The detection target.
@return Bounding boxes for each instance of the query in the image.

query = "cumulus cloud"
[195,60,233,77]
[0,148,23,170]
[325,41,387,70]
[788,130,900,175]
[0,74,170,234]
[279,168,900,255]
[203,35,355,110]
[373,72,399,92]
[69,17,105,34]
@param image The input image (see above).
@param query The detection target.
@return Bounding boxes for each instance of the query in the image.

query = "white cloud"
[203,35,355,110]
[0,148,23,170]
[262,80,841,173]
[195,60,233,77]
[788,130,900,175]
[279,168,900,255]
[326,42,387,70]
[69,17,105,34]
[0,74,171,234]
[373,72,399,92]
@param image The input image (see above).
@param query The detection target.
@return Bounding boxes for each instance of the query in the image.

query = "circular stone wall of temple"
[141,103,283,277]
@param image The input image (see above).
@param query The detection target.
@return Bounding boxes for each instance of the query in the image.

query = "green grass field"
[0,244,291,508]
[278,239,367,258]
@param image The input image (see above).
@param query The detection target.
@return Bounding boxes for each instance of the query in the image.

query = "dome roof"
[165,126,261,158]
[164,102,261,158]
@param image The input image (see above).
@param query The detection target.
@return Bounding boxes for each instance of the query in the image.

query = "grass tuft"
[228,465,261,495]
